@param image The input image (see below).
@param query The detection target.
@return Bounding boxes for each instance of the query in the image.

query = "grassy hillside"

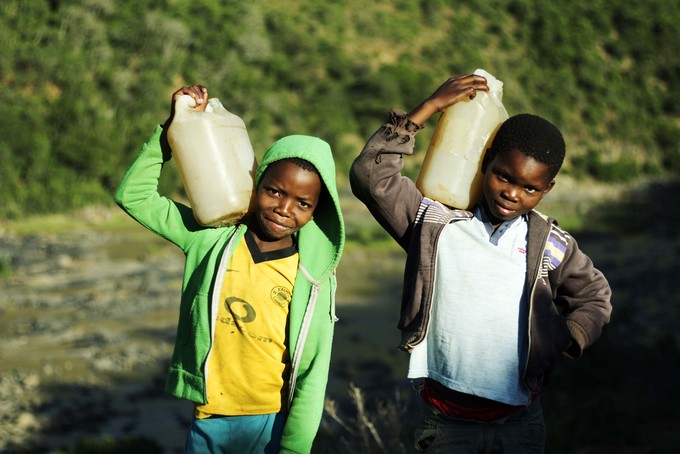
[1,0,679,219]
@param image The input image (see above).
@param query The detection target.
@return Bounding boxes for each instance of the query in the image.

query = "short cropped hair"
[284,157,319,175]
[488,113,566,180]
[259,157,320,181]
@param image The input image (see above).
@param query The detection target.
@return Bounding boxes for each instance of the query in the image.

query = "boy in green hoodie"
[115,85,345,453]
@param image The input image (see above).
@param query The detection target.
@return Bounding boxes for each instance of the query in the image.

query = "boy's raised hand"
[172,85,209,108]
[408,74,489,126]
[164,85,209,128]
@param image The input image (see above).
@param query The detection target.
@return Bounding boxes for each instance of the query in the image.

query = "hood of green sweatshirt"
[256,135,344,281]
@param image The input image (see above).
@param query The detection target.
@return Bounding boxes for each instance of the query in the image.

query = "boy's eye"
[525,187,538,194]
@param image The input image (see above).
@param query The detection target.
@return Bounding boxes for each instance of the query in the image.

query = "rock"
[16,412,40,430]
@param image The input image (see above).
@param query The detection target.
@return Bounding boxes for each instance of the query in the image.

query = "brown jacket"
[349,110,612,391]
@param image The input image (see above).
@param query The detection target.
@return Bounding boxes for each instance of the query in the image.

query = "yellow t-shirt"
[195,231,298,418]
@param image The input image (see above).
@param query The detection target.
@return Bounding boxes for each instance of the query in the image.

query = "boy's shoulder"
[530,209,571,237]
[530,209,573,271]
[415,197,473,225]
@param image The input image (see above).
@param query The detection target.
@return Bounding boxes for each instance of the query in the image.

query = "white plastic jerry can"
[416,69,509,210]
[167,95,258,227]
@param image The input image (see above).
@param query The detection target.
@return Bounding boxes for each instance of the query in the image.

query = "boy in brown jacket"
[350,74,612,452]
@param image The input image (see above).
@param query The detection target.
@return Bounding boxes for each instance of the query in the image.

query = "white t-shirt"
[408,208,531,405]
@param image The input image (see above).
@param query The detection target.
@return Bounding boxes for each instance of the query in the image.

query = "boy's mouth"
[494,202,515,217]
[264,217,291,232]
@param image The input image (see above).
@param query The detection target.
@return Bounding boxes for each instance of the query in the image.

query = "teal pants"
[184,412,287,454]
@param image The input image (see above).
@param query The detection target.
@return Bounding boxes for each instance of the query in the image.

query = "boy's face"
[253,160,321,242]
[481,148,555,227]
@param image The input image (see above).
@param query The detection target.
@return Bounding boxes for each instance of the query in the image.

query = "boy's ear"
[542,179,556,197]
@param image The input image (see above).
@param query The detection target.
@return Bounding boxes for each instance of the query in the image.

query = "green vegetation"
[0,254,11,278]
[1,0,678,219]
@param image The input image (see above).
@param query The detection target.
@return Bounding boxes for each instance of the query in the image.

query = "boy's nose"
[275,198,293,216]
[503,186,520,202]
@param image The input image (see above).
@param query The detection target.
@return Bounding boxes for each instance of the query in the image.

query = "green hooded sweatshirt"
[115,125,345,453]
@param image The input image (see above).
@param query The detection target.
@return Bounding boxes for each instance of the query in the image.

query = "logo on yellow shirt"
[270,286,292,308]
[225,296,256,323]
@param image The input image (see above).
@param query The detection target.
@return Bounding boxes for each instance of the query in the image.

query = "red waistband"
[420,379,536,422]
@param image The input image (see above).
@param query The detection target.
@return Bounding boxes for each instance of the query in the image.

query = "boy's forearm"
[407,99,439,127]
[556,245,613,357]
[114,126,165,212]
[349,110,425,247]
[407,74,490,126]
[114,126,198,248]
[563,276,612,357]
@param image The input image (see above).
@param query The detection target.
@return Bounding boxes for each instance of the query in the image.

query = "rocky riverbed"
[0,222,193,452]
[0,209,411,453]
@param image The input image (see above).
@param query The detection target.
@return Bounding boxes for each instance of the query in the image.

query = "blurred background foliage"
[1,0,679,219]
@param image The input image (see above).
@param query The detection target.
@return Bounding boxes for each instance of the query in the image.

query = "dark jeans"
[413,398,546,453]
